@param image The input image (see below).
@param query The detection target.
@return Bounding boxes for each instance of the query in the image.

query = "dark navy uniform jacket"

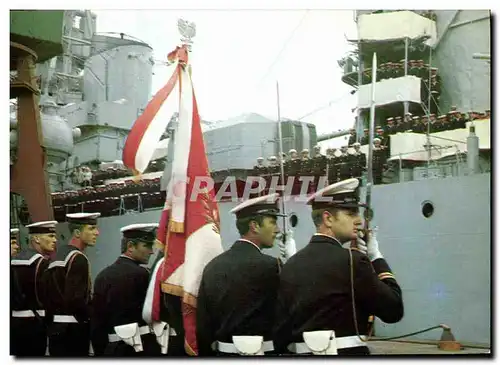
[90,255,160,356]
[196,240,281,356]
[273,234,403,355]
[43,244,91,323]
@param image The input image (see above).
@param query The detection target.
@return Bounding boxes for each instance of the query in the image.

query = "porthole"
[422,201,434,218]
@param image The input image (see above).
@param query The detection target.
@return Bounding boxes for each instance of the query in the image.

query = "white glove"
[366,227,383,262]
[278,230,297,260]
[342,238,367,255]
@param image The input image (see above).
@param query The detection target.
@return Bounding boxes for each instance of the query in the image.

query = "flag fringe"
[169,220,185,233]
[184,340,196,356]
[161,282,184,296]
[160,283,198,308]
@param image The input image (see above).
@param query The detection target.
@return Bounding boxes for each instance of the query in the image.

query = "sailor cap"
[121,223,159,242]
[10,228,19,238]
[374,137,381,142]
[66,212,101,225]
[352,142,361,147]
[230,193,286,219]
[306,178,365,210]
[301,149,309,153]
[288,149,297,154]
[26,221,58,234]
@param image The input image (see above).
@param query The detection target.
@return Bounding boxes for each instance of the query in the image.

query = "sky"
[92,9,358,144]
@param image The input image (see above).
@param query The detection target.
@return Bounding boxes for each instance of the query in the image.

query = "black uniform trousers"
[103,334,160,356]
[11,317,47,356]
[48,322,90,356]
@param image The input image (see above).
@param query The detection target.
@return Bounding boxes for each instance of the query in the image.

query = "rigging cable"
[255,10,310,88]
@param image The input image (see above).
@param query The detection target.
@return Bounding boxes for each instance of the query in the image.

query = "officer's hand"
[277,230,297,260]
[365,226,383,262]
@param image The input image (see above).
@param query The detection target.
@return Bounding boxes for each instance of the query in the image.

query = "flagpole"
[276,81,288,258]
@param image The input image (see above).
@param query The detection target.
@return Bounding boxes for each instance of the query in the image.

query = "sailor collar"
[238,239,262,253]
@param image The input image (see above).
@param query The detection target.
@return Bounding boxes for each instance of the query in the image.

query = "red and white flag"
[123,45,223,355]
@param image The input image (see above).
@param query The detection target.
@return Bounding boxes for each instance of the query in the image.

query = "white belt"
[53,315,78,323]
[215,340,274,354]
[108,325,151,343]
[288,335,367,353]
[12,310,45,318]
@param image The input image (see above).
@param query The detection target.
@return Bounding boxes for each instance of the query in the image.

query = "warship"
[9,10,491,352]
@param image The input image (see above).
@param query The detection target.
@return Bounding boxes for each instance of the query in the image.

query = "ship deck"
[368,340,490,355]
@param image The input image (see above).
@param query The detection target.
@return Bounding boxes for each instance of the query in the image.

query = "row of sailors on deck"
[255,139,385,169]
[10,178,403,357]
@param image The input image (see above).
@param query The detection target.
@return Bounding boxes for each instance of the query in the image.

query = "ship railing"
[388,143,467,181]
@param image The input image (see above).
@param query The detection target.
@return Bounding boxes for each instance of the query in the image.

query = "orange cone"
[438,324,461,351]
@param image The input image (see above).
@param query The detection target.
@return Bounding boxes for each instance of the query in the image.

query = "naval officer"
[43,212,100,356]
[10,221,57,356]
[91,223,166,356]
[273,178,403,355]
[196,193,285,356]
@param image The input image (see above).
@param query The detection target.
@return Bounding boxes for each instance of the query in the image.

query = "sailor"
[253,157,267,175]
[289,150,301,176]
[288,149,299,161]
[338,146,350,180]
[420,115,429,133]
[300,149,313,177]
[326,148,339,184]
[409,59,418,75]
[273,178,404,355]
[196,193,287,356]
[412,116,422,133]
[437,115,449,132]
[347,128,356,146]
[267,155,278,170]
[398,59,406,77]
[44,212,100,356]
[256,157,265,168]
[312,145,321,158]
[11,228,20,257]
[312,145,327,176]
[360,128,369,145]
[429,114,437,133]
[447,107,460,130]
[91,223,165,356]
[386,117,396,135]
[11,221,57,356]
[351,142,366,178]
[403,112,413,131]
